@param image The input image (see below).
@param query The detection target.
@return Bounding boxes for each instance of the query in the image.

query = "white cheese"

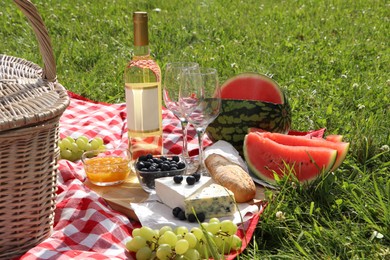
[184,184,236,219]
[155,176,214,209]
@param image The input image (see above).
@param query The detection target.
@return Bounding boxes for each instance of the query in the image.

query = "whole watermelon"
[206,73,292,155]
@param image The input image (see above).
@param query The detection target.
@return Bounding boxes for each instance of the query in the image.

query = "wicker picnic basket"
[0,0,69,258]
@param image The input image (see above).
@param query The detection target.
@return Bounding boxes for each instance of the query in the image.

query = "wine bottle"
[124,11,163,161]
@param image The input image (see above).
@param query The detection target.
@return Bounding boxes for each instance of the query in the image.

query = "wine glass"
[163,62,200,172]
[179,67,221,176]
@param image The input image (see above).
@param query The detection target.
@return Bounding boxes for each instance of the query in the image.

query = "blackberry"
[177,161,186,169]
[178,210,186,220]
[197,212,205,222]
[186,176,196,185]
[192,172,201,182]
[173,175,183,184]
[187,214,197,223]
[138,155,147,162]
[172,207,182,217]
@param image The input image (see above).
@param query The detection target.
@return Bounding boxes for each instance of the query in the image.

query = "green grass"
[1,0,389,259]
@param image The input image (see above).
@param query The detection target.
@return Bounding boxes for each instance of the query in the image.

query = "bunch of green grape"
[126,218,242,260]
[58,136,105,162]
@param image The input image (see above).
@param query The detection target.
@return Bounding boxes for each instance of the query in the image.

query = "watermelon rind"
[325,134,343,142]
[206,98,291,155]
[243,132,337,184]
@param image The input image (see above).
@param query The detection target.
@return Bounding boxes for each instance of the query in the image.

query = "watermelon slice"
[257,132,349,172]
[243,132,338,184]
[219,73,284,104]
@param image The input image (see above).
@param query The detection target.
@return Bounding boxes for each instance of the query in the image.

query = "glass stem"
[180,119,189,158]
[196,128,208,176]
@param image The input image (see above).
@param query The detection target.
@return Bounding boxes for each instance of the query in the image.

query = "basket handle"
[13,0,56,82]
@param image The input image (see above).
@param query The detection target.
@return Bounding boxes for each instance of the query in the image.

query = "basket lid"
[0,63,69,132]
[0,0,70,132]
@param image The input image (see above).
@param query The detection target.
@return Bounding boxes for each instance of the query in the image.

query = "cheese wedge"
[184,184,236,219]
[155,176,214,209]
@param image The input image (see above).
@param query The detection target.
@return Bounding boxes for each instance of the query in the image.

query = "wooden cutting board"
[85,173,267,222]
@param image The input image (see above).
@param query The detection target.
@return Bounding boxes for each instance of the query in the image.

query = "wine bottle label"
[125,82,162,134]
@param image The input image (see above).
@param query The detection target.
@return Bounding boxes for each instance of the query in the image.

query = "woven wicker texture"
[0,0,69,258]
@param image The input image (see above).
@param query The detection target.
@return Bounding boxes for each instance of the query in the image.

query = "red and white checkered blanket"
[18,92,264,260]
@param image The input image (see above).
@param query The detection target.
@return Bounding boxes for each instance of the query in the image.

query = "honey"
[84,157,130,185]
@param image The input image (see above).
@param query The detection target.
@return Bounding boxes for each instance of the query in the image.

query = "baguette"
[205,153,256,203]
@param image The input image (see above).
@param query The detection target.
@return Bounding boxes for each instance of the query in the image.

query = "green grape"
[190,227,204,240]
[175,239,189,255]
[136,246,152,260]
[183,248,200,259]
[90,138,101,150]
[60,149,72,160]
[58,140,65,150]
[132,228,141,237]
[205,222,220,235]
[209,217,220,224]
[175,226,188,236]
[221,236,233,254]
[220,220,238,236]
[184,232,197,249]
[200,222,208,231]
[69,142,79,153]
[68,154,79,162]
[160,231,177,247]
[60,138,73,150]
[156,244,172,260]
[196,242,209,259]
[78,135,89,144]
[125,236,146,252]
[74,150,83,161]
[84,142,93,151]
[64,136,75,143]
[94,136,104,146]
[231,234,242,250]
[159,225,173,236]
[213,235,225,254]
[139,226,156,242]
[98,145,106,151]
[76,137,88,150]
[158,236,166,246]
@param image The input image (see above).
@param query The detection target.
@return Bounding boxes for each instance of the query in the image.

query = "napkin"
[130,192,260,230]
[204,140,248,171]
[204,140,277,189]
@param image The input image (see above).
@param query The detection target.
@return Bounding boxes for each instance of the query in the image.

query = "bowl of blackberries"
[134,154,187,192]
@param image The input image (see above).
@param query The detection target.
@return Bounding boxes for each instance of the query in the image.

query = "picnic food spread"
[3,2,351,259]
